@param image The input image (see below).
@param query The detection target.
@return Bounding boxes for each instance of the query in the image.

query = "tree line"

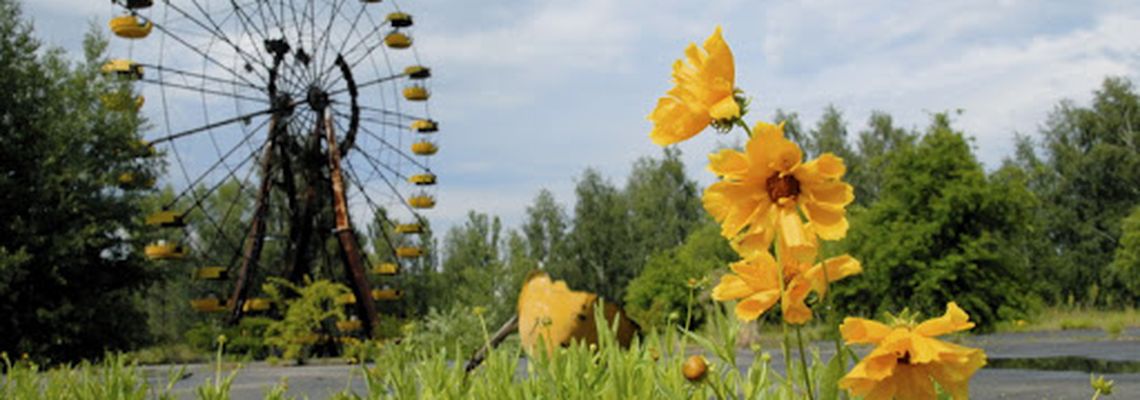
[2,0,1139,361]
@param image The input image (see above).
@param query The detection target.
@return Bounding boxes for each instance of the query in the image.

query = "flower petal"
[782,279,814,325]
[803,180,854,207]
[707,149,749,179]
[711,273,751,301]
[729,253,780,290]
[777,206,816,261]
[701,26,734,86]
[648,97,710,146]
[915,302,975,337]
[703,181,761,238]
[748,121,802,174]
[802,200,849,240]
[840,317,893,345]
[806,255,863,297]
[708,95,740,120]
[735,289,780,321]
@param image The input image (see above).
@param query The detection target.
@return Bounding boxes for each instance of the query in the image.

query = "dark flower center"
[897,351,911,365]
[766,173,801,202]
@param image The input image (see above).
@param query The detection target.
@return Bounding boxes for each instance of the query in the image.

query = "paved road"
[145,328,1140,399]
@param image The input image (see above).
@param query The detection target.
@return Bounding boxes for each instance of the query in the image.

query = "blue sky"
[23,0,1140,234]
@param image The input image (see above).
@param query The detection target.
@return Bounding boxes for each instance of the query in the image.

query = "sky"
[22,0,1140,235]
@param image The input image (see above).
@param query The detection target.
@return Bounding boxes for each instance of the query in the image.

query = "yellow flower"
[648,26,739,146]
[703,121,853,260]
[711,252,781,322]
[710,248,861,323]
[839,302,987,400]
[782,253,862,324]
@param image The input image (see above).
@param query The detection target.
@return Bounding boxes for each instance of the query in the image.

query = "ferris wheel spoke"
[149,20,264,90]
[176,152,261,263]
[353,115,408,132]
[138,63,264,92]
[150,105,287,145]
[139,77,268,103]
[327,71,404,96]
[164,0,271,84]
[342,161,403,255]
[312,0,349,80]
[354,104,424,121]
[165,117,271,207]
[330,5,367,74]
[351,150,428,220]
[316,12,388,85]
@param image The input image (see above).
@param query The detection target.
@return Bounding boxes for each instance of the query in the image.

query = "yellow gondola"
[411,141,438,156]
[194,266,228,280]
[335,293,357,305]
[405,65,431,79]
[387,12,413,28]
[410,119,438,133]
[123,0,154,9]
[109,15,153,39]
[372,289,403,301]
[408,194,435,209]
[409,173,437,186]
[101,59,144,80]
[144,242,185,260]
[243,298,272,312]
[403,86,429,101]
[336,320,362,332]
[396,247,423,258]
[130,139,157,158]
[371,262,399,275]
[101,94,145,112]
[146,210,185,227]
[190,298,227,313]
[395,223,423,234]
[384,32,412,49]
[118,172,155,189]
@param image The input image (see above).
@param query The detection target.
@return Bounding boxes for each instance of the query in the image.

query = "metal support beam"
[324,108,380,336]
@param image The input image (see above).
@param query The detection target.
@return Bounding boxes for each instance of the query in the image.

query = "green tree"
[804,105,856,162]
[521,189,570,270]
[623,220,736,329]
[849,111,916,205]
[439,211,515,321]
[772,109,807,148]
[1108,205,1140,303]
[0,4,159,362]
[1027,77,1140,305]
[625,147,702,270]
[560,168,635,302]
[832,114,1037,330]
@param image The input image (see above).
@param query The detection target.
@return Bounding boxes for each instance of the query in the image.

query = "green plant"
[196,335,240,400]
[262,278,350,364]
[0,352,180,400]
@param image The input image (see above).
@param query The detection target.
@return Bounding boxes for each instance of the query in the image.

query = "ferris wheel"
[103,0,439,336]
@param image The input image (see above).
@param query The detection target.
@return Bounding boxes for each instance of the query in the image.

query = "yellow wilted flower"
[782,254,862,324]
[703,121,853,260]
[648,26,739,146]
[838,302,987,400]
[711,248,861,324]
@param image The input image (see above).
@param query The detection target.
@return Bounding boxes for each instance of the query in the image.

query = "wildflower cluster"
[647,26,986,399]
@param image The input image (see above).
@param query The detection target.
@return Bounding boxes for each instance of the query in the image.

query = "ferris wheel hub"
[307,86,331,112]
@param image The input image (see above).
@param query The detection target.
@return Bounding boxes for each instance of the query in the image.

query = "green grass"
[995,307,1139,335]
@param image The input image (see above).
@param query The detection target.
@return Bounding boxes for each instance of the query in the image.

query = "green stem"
[773,235,794,395]
[820,255,847,396]
[796,326,815,400]
[1092,389,1103,400]
[681,284,695,355]
[735,119,753,137]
